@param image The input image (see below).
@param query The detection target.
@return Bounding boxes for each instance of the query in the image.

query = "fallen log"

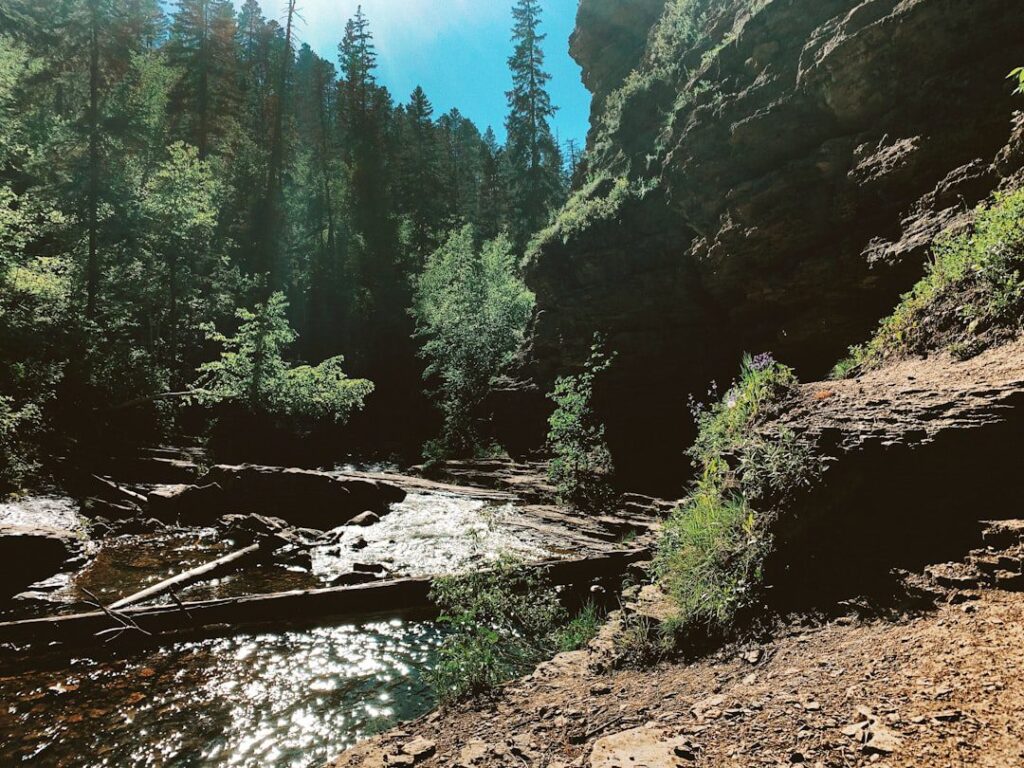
[0,549,648,648]
[90,474,148,506]
[108,542,264,611]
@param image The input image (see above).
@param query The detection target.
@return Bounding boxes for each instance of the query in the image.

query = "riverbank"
[329,579,1024,768]
[0,458,670,766]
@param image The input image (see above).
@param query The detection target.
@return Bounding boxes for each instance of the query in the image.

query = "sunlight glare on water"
[0,489,547,767]
[0,621,443,768]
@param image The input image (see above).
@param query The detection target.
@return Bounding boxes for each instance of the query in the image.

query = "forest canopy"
[0,0,571,490]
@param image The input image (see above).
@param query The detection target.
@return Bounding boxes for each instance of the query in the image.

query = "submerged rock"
[142,465,407,530]
[147,482,225,524]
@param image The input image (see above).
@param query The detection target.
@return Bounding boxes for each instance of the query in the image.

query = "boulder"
[0,524,75,599]
[197,464,406,529]
[147,482,226,524]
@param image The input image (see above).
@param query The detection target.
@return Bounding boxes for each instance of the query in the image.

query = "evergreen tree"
[255,0,297,293]
[398,86,444,260]
[477,127,507,242]
[437,108,485,233]
[336,6,406,383]
[166,0,239,158]
[337,5,377,145]
[504,0,565,251]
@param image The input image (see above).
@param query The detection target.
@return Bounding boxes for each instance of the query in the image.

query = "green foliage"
[832,190,1024,378]
[1010,66,1024,95]
[546,338,618,512]
[0,395,42,495]
[552,600,602,653]
[3,1,557,472]
[505,0,567,251]
[657,355,815,634]
[658,463,763,628]
[535,175,635,248]
[193,292,373,424]
[613,614,675,667]
[689,354,797,466]
[412,226,534,457]
[429,557,565,704]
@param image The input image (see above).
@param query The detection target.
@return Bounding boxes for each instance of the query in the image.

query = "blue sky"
[244,0,591,146]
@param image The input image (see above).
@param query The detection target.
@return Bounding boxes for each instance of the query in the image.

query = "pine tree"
[477,127,507,242]
[504,0,565,252]
[336,6,405,380]
[167,0,239,158]
[338,5,377,145]
[398,86,444,260]
[438,108,485,232]
[255,0,297,293]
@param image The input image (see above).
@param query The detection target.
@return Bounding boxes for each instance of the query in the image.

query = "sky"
[243,0,591,146]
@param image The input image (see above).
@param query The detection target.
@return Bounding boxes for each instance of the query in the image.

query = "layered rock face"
[524,0,1024,486]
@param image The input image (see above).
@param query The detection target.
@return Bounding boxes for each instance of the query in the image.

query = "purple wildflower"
[749,352,776,373]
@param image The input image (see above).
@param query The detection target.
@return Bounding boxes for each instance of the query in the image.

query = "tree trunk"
[86,0,101,320]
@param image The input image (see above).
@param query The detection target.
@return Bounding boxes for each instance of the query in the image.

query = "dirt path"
[328,587,1024,767]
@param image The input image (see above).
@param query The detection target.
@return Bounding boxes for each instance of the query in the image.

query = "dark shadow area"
[765,403,1024,613]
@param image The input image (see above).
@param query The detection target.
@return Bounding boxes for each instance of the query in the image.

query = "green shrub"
[534,175,633,247]
[657,354,815,634]
[193,292,374,424]
[612,613,676,667]
[429,558,563,703]
[0,395,42,495]
[1010,66,1024,94]
[412,226,535,458]
[546,338,619,513]
[552,601,602,653]
[833,189,1024,378]
[429,559,604,703]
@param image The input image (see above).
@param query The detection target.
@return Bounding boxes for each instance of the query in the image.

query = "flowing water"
[0,489,552,767]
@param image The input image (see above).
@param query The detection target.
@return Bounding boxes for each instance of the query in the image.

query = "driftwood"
[0,550,647,648]
[108,542,264,611]
[80,588,152,643]
[90,474,148,506]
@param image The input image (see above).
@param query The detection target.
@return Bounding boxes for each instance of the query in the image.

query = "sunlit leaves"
[412,225,534,456]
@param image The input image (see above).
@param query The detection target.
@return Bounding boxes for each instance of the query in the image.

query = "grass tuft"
[657,354,816,636]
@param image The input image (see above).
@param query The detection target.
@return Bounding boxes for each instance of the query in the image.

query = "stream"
[0,488,552,767]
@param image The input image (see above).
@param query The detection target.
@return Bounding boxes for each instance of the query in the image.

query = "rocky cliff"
[522,0,1024,487]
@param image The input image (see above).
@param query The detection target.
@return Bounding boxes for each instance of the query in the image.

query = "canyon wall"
[519,0,1024,487]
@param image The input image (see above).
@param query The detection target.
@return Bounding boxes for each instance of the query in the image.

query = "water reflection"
[0,620,443,767]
